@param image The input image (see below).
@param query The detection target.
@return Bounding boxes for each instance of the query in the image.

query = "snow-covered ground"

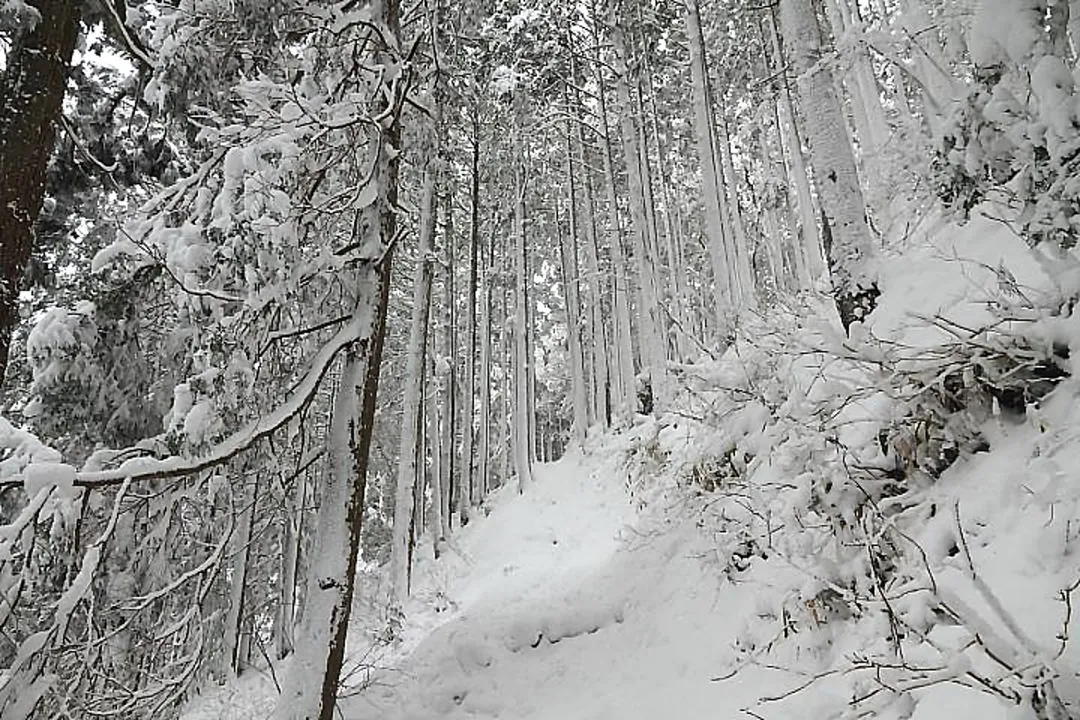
[185,430,1076,719]
[346,453,783,720]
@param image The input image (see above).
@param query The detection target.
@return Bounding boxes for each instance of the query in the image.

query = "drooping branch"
[0,316,363,491]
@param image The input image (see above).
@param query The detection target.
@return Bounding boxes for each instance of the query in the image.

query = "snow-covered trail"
[346,453,783,720]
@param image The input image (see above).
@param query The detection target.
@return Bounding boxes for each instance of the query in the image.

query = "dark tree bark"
[0,1,82,386]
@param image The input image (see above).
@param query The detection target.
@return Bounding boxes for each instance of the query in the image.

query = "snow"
[22,462,75,497]
[969,0,1044,67]
[173,207,1074,720]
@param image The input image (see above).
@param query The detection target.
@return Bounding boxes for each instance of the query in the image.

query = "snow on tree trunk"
[224,475,257,675]
[272,4,400,717]
[831,0,889,153]
[611,19,669,412]
[822,0,891,226]
[274,251,396,720]
[275,468,304,659]
[717,116,757,307]
[444,192,461,527]
[0,0,80,387]
[476,227,494,498]
[1069,0,1080,56]
[900,0,955,126]
[556,190,589,448]
[499,252,512,489]
[589,6,638,421]
[686,0,739,319]
[428,351,446,548]
[462,124,481,510]
[766,6,825,285]
[523,238,538,465]
[568,63,612,429]
[389,164,436,609]
[639,48,691,361]
[512,140,533,492]
[781,0,879,332]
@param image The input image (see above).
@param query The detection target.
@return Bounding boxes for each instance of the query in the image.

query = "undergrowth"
[619,294,1078,720]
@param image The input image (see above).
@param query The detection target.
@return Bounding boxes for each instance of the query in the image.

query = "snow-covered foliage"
[934,0,1080,248]
[610,210,1080,719]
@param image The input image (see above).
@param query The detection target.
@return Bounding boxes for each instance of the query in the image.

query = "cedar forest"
[2,1,1080,720]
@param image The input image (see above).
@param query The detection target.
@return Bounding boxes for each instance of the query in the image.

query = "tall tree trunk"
[512,130,532,491]
[827,0,889,154]
[765,7,825,285]
[389,162,436,608]
[476,223,495,500]
[610,14,669,412]
[638,34,689,360]
[427,351,446,549]
[780,0,878,332]
[275,466,304,659]
[589,8,638,419]
[568,48,611,429]
[273,5,400,717]
[685,0,738,318]
[462,120,481,511]
[500,246,512,489]
[225,475,257,676]
[0,0,81,387]
[717,115,757,306]
[410,372,426,561]
[443,190,459,526]
[523,214,537,466]
[899,0,954,127]
[275,241,397,719]
[556,190,588,449]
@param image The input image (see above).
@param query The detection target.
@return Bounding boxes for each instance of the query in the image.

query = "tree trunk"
[590,10,638,420]
[685,0,738,318]
[556,190,588,449]
[462,122,481,510]
[225,474,257,675]
[443,190,460,526]
[639,36,690,360]
[427,351,445,549]
[0,0,81,387]
[766,7,825,285]
[523,222,537,466]
[272,4,400,717]
[512,132,532,492]
[717,115,757,306]
[899,0,954,127]
[275,465,304,659]
[499,243,512,489]
[610,16,669,412]
[389,162,436,608]
[568,51,611,430]
[476,223,495,501]
[780,0,878,332]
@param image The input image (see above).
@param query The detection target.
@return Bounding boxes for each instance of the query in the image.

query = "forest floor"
[341,453,782,719]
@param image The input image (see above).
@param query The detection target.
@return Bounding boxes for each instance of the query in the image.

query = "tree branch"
[0,316,361,492]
